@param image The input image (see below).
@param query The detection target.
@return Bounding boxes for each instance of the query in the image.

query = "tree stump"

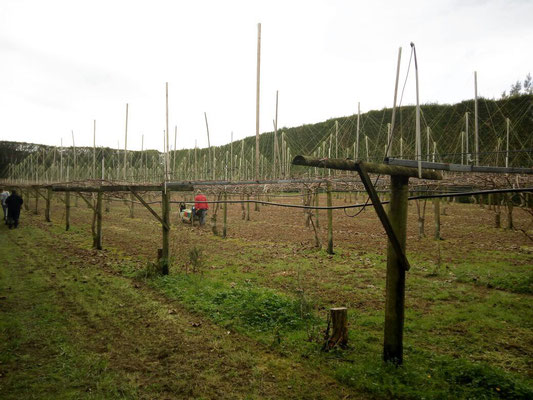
[324,307,348,350]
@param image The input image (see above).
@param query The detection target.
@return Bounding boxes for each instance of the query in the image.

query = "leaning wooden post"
[383,174,409,365]
[161,189,170,275]
[45,187,52,222]
[65,191,70,231]
[327,181,334,254]
[94,191,103,250]
[222,191,228,239]
[433,197,441,240]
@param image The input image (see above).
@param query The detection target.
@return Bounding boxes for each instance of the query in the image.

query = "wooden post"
[223,191,227,239]
[246,193,251,221]
[506,194,514,230]
[434,198,440,240]
[255,22,261,180]
[65,191,70,231]
[23,189,29,211]
[94,191,103,250]
[315,187,320,228]
[45,187,52,222]
[325,307,348,350]
[327,182,333,254]
[129,193,134,218]
[34,188,39,214]
[383,175,409,365]
[161,189,170,275]
[474,71,479,166]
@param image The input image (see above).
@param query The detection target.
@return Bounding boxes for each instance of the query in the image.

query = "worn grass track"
[0,220,362,399]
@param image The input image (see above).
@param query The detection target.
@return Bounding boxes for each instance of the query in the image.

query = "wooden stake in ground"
[433,198,441,240]
[324,307,348,350]
[327,181,333,254]
[161,189,170,275]
[223,191,227,239]
[44,187,52,222]
[34,188,39,215]
[65,191,70,231]
[383,175,409,364]
[255,22,261,180]
[94,191,103,250]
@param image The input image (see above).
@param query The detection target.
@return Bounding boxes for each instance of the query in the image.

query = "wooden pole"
[315,187,320,228]
[434,198,441,240]
[161,189,170,275]
[389,47,402,156]
[34,188,39,214]
[65,191,70,231]
[165,83,170,181]
[45,187,51,222]
[383,174,409,365]
[60,138,63,181]
[94,191,103,250]
[93,120,96,179]
[124,103,129,181]
[412,43,422,178]
[327,181,333,254]
[474,71,479,166]
[173,125,177,178]
[223,191,227,239]
[506,118,510,168]
[356,102,360,160]
[255,22,261,180]
[465,112,470,163]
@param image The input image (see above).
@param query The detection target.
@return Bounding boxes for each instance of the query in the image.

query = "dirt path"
[0,221,364,399]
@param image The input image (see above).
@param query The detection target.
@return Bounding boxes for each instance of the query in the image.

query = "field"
[1,191,532,399]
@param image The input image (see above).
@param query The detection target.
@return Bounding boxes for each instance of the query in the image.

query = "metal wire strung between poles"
[160,187,533,211]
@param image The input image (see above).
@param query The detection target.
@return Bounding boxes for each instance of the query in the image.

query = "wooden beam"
[292,156,442,180]
[52,184,193,192]
[127,188,169,230]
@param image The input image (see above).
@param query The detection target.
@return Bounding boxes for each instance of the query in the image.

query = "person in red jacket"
[194,191,209,226]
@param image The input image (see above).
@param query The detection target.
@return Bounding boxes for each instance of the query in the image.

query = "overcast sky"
[1,0,531,151]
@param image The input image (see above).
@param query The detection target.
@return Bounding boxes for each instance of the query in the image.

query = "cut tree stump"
[324,307,348,350]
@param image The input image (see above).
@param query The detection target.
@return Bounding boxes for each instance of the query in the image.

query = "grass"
[2,199,532,399]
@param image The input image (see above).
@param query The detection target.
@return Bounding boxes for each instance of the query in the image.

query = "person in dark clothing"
[5,190,23,229]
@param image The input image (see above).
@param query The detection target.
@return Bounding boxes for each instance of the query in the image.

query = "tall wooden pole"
[161,189,170,275]
[474,71,479,166]
[45,187,52,222]
[411,43,422,178]
[60,138,63,182]
[93,120,96,179]
[204,112,212,180]
[71,130,76,180]
[274,90,279,178]
[65,191,70,231]
[255,23,261,180]
[95,191,103,250]
[383,174,409,365]
[173,125,177,178]
[506,118,510,168]
[356,102,360,160]
[223,191,227,238]
[389,47,402,157]
[327,181,334,254]
[230,132,234,181]
[465,112,470,163]
[165,83,170,181]
[124,104,128,181]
